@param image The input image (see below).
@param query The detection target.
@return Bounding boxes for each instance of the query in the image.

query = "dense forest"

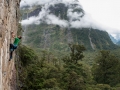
[16,44,120,90]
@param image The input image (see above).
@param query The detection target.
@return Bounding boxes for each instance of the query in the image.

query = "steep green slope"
[23,24,117,51]
[89,29,116,49]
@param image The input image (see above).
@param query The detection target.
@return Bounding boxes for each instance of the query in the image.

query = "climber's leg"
[9,44,17,61]
[9,51,13,61]
[13,45,17,50]
[9,44,14,61]
[10,44,14,51]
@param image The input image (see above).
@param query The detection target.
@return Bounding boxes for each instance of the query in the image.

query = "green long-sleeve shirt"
[13,37,20,46]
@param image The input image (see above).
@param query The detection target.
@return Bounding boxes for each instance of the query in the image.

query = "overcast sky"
[20,0,120,39]
[79,0,120,39]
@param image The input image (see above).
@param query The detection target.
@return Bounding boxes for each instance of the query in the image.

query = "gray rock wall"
[0,0,20,90]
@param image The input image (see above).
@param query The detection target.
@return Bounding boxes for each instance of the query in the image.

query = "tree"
[18,46,62,90]
[92,50,120,86]
[63,44,86,64]
[61,44,89,90]
[19,45,38,66]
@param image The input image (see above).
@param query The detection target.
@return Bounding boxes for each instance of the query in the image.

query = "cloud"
[21,6,49,25]
[21,16,41,25]
[21,0,68,27]
[46,14,68,27]
[69,14,102,29]
[21,13,68,27]
[79,0,120,39]
[67,9,83,21]
[21,2,68,27]
[20,0,103,29]
[20,0,77,7]
[20,0,52,7]
[20,1,68,25]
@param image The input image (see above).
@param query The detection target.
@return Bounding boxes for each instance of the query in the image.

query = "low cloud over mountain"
[20,0,104,30]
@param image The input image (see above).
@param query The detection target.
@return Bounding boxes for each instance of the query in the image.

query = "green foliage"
[43,78,58,88]
[18,45,38,66]
[86,84,112,90]
[90,30,117,50]
[18,45,120,90]
[63,44,86,64]
[92,50,120,86]
[18,44,93,90]
[18,23,23,35]
[60,44,91,90]
[22,20,118,53]
[71,28,92,50]
[18,46,62,89]
[95,84,111,90]
[61,70,86,90]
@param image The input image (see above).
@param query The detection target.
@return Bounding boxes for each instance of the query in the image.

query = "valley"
[19,0,120,90]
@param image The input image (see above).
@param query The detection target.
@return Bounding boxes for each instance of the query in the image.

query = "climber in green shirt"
[9,35,22,60]
[13,37,21,46]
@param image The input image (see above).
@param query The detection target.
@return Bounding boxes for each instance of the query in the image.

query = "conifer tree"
[92,50,120,86]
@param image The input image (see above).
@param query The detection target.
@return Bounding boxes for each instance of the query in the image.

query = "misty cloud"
[79,0,120,39]
[20,0,105,31]
[21,4,50,25]
[46,14,68,27]
[70,14,100,29]
[20,0,77,7]
[21,16,38,25]
[20,0,52,7]
[67,9,83,21]
[105,28,120,40]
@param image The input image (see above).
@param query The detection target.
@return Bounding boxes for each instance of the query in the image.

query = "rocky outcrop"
[0,0,20,90]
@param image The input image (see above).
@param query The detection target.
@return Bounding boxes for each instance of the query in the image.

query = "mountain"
[116,41,120,45]
[109,34,117,44]
[21,5,42,20]
[21,1,118,51]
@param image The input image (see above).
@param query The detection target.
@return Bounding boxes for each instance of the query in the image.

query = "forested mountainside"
[21,2,117,51]
[23,24,117,51]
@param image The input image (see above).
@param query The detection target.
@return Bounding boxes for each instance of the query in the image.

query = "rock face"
[0,0,20,90]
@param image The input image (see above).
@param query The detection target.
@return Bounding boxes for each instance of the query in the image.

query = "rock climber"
[9,32,22,60]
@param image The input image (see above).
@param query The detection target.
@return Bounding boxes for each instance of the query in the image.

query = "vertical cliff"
[0,0,20,90]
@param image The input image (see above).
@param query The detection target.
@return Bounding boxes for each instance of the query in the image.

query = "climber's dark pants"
[10,44,17,51]
[9,44,17,60]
